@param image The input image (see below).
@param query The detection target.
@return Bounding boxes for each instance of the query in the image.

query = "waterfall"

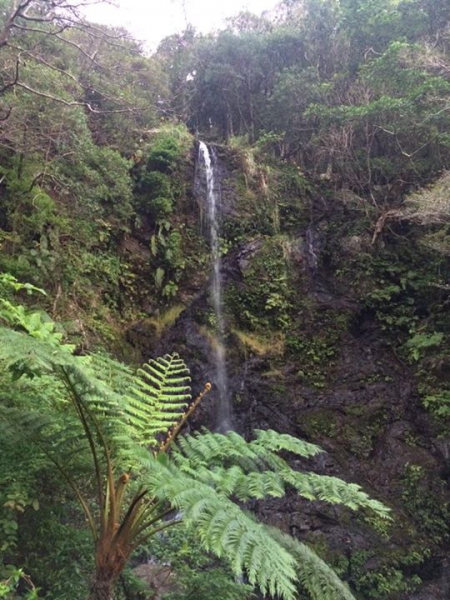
[198,142,232,432]
[306,224,319,272]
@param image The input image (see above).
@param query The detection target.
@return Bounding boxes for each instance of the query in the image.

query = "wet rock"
[144,148,450,599]
[126,319,159,355]
[237,239,263,273]
[410,557,450,599]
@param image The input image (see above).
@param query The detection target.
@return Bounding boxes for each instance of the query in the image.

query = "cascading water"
[198,142,232,432]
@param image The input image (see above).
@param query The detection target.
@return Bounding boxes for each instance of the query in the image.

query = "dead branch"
[371,209,404,245]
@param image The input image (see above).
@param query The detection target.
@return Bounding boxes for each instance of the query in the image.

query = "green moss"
[307,538,427,600]
[339,423,377,458]
[232,329,285,357]
[273,164,311,233]
[401,464,450,544]
[287,335,336,387]
[285,310,347,388]
[301,410,339,437]
[226,236,296,331]
[353,559,422,598]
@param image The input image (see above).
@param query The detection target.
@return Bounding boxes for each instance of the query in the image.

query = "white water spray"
[198,142,232,432]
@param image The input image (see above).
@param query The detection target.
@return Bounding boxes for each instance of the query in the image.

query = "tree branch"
[0,55,21,95]
[11,22,68,35]
[14,80,140,113]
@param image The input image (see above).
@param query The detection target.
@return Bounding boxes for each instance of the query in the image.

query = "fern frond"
[172,463,286,500]
[253,428,322,457]
[282,471,391,517]
[143,458,299,600]
[0,326,137,482]
[0,399,99,536]
[0,326,74,373]
[171,429,389,518]
[142,455,359,600]
[86,352,136,394]
[124,354,191,445]
[0,393,99,474]
[174,430,279,471]
[173,429,323,474]
[269,527,356,600]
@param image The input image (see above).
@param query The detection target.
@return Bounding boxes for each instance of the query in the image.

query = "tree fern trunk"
[88,573,114,600]
[88,534,131,600]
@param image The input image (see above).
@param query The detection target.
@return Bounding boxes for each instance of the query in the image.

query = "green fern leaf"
[282,472,391,518]
[143,458,299,599]
[124,353,191,445]
[254,428,322,457]
[269,528,356,600]
[172,429,390,519]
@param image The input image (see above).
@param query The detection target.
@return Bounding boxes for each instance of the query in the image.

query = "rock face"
[145,144,450,599]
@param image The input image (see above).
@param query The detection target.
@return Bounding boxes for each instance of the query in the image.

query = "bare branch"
[0,0,155,125]
[11,22,68,35]
[14,13,55,23]
[6,44,148,113]
[67,23,136,49]
[53,33,108,68]
[371,209,403,245]
[14,80,142,114]
[0,4,22,47]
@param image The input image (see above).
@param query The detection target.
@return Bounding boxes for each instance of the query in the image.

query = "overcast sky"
[83,0,280,51]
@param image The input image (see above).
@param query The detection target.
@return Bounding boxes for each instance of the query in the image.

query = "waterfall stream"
[198,142,232,432]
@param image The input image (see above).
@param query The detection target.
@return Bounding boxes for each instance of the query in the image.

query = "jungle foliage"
[1,0,450,599]
[159,0,450,190]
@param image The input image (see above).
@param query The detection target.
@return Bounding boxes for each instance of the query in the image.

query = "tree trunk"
[88,574,114,600]
[88,536,130,600]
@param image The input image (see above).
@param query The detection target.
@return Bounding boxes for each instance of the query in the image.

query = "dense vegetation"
[1,0,450,599]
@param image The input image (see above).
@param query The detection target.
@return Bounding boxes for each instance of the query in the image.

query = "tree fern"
[0,321,390,600]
